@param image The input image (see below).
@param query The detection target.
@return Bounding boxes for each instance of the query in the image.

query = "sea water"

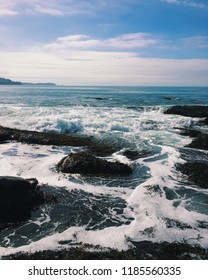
[0,86,208,257]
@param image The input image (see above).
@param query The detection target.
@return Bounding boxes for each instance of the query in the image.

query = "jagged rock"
[186,133,208,150]
[164,106,208,118]
[173,128,208,151]
[0,125,116,156]
[177,162,208,189]
[57,152,132,176]
[4,241,208,260]
[198,117,208,126]
[0,177,45,224]
[123,149,153,160]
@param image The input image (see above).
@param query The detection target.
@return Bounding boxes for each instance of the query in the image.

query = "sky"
[0,0,208,86]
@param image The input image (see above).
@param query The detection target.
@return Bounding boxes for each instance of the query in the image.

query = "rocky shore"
[0,126,132,232]
[3,241,208,260]
[0,125,116,156]
[164,105,208,189]
[164,105,208,118]
[1,105,208,259]
[0,177,57,229]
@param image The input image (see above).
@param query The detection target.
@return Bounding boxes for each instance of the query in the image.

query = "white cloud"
[0,8,18,16]
[0,0,206,17]
[158,35,208,50]
[0,2,18,16]
[161,0,206,8]
[32,5,64,16]
[42,33,159,52]
[0,0,84,17]
[1,50,207,86]
[180,36,208,49]
[0,0,132,17]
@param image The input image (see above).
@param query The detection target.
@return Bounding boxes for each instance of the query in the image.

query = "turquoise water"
[0,86,208,107]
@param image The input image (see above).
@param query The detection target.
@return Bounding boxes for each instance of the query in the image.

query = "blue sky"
[0,0,207,85]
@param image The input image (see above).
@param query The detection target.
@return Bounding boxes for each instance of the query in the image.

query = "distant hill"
[0,77,56,86]
[0,77,22,85]
[23,82,57,86]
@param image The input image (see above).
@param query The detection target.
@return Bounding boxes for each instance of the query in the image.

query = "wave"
[42,119,84,134]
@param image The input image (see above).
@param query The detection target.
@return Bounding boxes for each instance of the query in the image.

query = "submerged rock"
[0,125,116,156]
[0,177,45,224]
[177,162,208,189]
[123,149,153,160]
[57,152,132,176]
[162,97,179,101]
[164,105,208,118]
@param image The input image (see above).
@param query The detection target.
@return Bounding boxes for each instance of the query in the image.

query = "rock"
[162,97,179,101]
[0,125,116,156]
[176,128,202,138]
[177,162,208,189]
[57,152,132,176]
[164,106,208,118]
[129,241,208,260]
[4,241,208,260]
[123,149,153,160]
[186,133,208,150]
[0,176,45,224]
[173,128,208,150]
[198,117,208,126]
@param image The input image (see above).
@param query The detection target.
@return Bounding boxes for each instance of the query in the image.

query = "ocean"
[0,85,208,257]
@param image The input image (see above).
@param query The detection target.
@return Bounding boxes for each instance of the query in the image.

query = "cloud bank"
[1,50,207,86]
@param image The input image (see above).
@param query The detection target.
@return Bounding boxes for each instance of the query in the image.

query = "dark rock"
[163,218,192,229]
[0,125,116,156]
[126,106,144,111]
[129,241,208,260]
[162,97,179,101]
[123,149,153,160]
[186,133,208,150]
[198,117,208,126]
[0,177,45,224]
[173,127,208,150]
[3,241,208,260]
[164,106,208,118]
[57,152,132,176]
[177,162,208,189]
[176,128,202,138]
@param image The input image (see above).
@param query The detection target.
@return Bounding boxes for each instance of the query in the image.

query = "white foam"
[1,104,208,256]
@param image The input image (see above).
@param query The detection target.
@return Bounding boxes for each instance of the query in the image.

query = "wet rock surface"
[186,133,208,150]
[175,128,208,150]
[0,177,45,225]
[177,162,208,189]
[198,117,208,126]
[57,152,132,176]
[0,125,116,156]
[164,105,208,118]
[3,241,208,260]
[122,149,153,160]
[163,106,208,191]
[164,106,208,151]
